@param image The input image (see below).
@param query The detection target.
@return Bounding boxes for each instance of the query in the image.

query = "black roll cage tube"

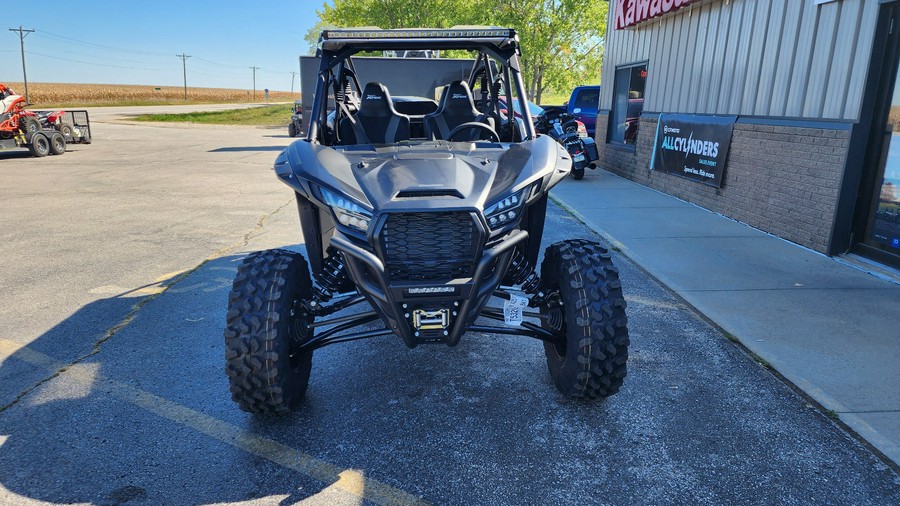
[306,44,536,143]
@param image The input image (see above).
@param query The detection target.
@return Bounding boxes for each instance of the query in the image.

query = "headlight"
[484,188,527,230]
[320,187,373,232]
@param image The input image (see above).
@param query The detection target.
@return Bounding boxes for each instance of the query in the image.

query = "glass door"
[857,3,900,267]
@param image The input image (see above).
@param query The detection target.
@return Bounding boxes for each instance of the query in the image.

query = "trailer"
[0,109,91,158]
[37,109,92,145]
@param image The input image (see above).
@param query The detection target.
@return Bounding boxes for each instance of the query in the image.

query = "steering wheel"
[446,121,501,142]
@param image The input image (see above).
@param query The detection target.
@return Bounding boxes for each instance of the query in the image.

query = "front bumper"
[330,229,528,347]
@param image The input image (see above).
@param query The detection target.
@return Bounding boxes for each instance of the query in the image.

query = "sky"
[2,0,328,91]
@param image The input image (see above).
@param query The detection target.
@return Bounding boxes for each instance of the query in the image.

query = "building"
[596,0,900,269]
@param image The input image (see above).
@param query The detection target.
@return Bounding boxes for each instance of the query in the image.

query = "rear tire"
[28,133,50,157]
[49,132,66,155]
[224,249,315,413]
[288,122,297,137]
[21,116,40,136]
[60,124,74,139]
[572,167,585,180]
[539,239,629,398]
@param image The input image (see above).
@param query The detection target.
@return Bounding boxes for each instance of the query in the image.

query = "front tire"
[288,122,297,137]
[224,249,314,413]
[539,239,629,398]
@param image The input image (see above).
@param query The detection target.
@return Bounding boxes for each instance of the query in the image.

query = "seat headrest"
[442,81,478,115]
[359,82,394,118]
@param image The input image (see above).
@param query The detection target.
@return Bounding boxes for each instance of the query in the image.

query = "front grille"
[380,212,479,281]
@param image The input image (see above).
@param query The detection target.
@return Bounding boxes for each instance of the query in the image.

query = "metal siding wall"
[843,0,880,120]
[601,0,878,121]
[740,0,773,114]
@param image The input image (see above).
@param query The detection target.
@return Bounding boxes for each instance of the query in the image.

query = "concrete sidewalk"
[550,169,900,466]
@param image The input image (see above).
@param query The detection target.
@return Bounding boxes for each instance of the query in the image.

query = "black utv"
[224,27,629,413]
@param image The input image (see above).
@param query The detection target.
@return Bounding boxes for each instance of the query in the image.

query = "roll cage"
[306,27,537,145]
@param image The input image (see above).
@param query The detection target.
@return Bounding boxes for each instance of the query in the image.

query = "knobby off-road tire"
[224,249,314,414]
[22,116,41,136]
[540,239,629,398]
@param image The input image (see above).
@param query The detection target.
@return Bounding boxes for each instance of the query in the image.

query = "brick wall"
[594,113,850,253]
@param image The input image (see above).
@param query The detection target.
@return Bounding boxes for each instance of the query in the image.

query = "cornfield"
[891,106,900,133]
[6,82,298,106]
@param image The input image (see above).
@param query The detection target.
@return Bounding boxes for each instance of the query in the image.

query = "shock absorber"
[506,248,540,294]
[312,252,347,301]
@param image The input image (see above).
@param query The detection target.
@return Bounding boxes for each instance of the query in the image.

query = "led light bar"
[323,27,514,40]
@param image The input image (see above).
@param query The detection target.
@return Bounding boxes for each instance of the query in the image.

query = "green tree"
[316,0,607,103]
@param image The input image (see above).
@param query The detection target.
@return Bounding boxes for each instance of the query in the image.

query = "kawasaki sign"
[614,0,701,29]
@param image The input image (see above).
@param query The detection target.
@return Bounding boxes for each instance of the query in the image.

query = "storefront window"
[609,63,647,146]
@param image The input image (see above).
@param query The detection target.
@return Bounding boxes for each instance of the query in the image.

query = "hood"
[279,140,556,214]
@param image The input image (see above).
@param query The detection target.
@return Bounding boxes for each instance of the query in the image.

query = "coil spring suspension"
[312,252,347,301]
[507,248,540,294]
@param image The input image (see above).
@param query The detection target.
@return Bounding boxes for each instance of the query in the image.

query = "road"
[0,109,898,505]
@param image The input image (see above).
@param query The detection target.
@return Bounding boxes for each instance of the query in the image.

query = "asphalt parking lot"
[1,109,899,505]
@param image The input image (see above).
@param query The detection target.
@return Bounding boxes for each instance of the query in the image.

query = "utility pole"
[250,66,260,101]
[9,26,35,104]
[176,53,191,101]
[290,71,297,97]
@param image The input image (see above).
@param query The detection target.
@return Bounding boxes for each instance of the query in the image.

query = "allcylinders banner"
[650,114,736,188]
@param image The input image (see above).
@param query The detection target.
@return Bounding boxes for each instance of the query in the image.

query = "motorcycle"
[535,108,598,180]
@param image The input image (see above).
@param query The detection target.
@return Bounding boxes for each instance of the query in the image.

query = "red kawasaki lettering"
[614,0,627,29]
[635,0,651,21]
[649,0,662,18]
[662,0,675,12]
[625,0,636,25]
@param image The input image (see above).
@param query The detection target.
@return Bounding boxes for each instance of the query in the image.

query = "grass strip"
[132,105,292,126]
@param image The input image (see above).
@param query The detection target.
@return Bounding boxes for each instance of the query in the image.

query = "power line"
[177,53,191,100]
[34,29,169,57]
[27,50,175,71]
[9,26,35,103]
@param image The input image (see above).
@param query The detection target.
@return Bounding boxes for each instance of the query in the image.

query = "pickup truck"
[544,85,601,137]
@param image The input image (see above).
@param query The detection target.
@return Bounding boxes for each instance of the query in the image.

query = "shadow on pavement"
[2,223,899,504]
[208,146,287,153]
[0,255,350,505]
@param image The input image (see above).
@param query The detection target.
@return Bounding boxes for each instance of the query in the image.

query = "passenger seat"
[339,82,410,144]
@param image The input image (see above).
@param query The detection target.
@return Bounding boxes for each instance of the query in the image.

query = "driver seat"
[424,81,494,141]
[339,82,410,144]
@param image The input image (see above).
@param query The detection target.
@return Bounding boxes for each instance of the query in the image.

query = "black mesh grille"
[380,212,479,281]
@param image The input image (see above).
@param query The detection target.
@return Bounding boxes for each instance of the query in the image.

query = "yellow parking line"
[0,338,426,506]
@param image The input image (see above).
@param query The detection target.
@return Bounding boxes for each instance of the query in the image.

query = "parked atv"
[224,28,630,413]
[288,99,303,137]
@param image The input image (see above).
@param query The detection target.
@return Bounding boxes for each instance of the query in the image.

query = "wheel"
[49,132,66,155]
[446,121,500,142]
[28,133,50,157]
[539,239,629,398]
[59,124,74,139]
[224,249,315,413]
[288,122,297,137]
[21,116,41,135]
[572,167,585,180]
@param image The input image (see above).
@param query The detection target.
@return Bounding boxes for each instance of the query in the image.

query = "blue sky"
[2,1,327,90]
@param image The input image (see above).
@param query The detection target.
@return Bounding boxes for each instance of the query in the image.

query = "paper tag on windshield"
[503,294,529,326]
